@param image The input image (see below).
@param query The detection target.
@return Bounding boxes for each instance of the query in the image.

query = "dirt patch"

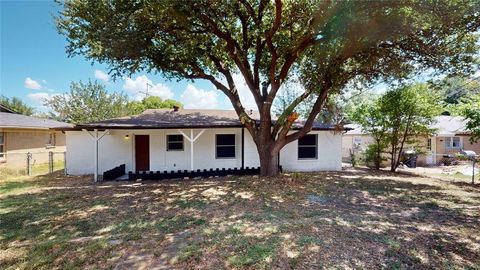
[1,169,479,269]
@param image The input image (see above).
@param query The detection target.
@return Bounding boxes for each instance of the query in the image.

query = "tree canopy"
[457,93,480,143]
[57,0,480,175]
[44,80,184,124]
[0,96,35,116]
[350,84,441,172]
[127,96,183,115]
[45,80,131,124]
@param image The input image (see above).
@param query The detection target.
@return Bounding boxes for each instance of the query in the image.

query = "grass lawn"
[1,168,479,269]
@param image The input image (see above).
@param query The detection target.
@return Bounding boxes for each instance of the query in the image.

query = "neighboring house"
[59,108,346,179]
[0,106,71,167]
[342,116,480,166]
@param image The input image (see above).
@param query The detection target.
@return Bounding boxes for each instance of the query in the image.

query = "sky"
[1,1,478,113]
[0,1,257,111]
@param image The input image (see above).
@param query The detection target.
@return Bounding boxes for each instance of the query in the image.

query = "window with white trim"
[216,134,236,158]
[167,134,184,151]
[0,132,4,160]
[298,134,318,159]
[445,137,461,148]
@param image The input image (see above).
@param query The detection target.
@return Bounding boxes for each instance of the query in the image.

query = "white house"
[59,108,345,181]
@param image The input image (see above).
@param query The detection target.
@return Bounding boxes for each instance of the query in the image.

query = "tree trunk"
[257,140,280,177]
[259,149,280,176]
[390,152,397,172]
[375,151,381,170]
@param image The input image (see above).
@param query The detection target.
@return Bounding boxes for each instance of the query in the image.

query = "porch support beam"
[178,129,205,171]
[83,129,109,182]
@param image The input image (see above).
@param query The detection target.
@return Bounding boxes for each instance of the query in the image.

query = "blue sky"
[0,1,245,111]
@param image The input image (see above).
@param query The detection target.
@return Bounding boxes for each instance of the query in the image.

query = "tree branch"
[281,83,330,146]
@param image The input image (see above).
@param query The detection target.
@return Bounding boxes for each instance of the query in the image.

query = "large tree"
[57,0,480,176]
[45,80,131,124]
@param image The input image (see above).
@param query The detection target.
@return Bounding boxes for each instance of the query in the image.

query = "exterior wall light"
[124,135,129,139]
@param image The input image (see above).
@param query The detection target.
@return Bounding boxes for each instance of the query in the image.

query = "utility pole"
[139,83,153,99]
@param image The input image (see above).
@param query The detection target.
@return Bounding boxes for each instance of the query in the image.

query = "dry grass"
[1,168,479,269]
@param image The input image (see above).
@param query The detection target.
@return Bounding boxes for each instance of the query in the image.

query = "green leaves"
[0,96,35,116]
[458,94,480,143]
[56,1,480,171]
[45,80,131,124]
[352,83,442,171]
[126,96,182,115]
[44,81,184,124]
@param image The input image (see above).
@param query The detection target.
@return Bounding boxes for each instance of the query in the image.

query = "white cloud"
[27,92,51,105]
[24,77,42,90]
[218,74,257,110]
[180,84,218,109]
[123,75,174,100]
[94,70,110,82]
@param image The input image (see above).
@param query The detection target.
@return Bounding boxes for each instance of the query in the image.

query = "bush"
[365,143,385,169]
[349,149,357,167]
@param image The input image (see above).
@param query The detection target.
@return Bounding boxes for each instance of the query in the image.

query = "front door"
[135,135,150,172]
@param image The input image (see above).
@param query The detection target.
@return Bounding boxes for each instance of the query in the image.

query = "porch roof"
[57,108,346,131]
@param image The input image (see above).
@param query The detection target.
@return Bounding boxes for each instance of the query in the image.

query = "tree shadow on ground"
[0,169,479,269]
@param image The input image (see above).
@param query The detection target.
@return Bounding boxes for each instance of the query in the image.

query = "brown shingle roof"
[64,108,341,130]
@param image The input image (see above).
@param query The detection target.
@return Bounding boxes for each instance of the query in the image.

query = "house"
[342,116,480,166]
[0,105,71,167]
[59,108,345,180]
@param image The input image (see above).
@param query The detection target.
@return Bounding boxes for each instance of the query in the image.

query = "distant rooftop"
[345,116,469,136]
[0,111,72,129]
[431,115,468,136]
[63,108,343,131]
[0,104,17,113]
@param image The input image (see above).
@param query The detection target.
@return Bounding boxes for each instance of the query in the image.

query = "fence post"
[26,152,32,176]
[63,151,67,176]
[49,151,54,174]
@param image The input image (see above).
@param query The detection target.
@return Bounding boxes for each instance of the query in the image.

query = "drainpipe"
[241,128,245,170]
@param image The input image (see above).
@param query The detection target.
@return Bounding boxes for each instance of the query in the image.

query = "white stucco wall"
[280,131,342,171]
[66,128,343,175]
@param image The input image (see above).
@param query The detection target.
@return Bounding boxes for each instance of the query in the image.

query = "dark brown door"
[135,135,150,172]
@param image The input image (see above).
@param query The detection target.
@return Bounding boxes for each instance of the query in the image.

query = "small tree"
[380,84,441,172]
[352,84,441,172]
[45,80,131,124]
[349,97,388,170]
[0,96,35,116]
[457,94,480,143]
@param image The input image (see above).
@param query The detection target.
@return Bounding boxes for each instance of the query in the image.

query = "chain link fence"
[0,151,66,178]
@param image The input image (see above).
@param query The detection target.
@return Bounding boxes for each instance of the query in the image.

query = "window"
[445,137,461,148]
[0,132,4,160]
[46,133,56,147]
[353,137,362,149]
[298,134,318,159]
[427,138,432,151]
[216,134,235,158]
[167,134,184,151]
